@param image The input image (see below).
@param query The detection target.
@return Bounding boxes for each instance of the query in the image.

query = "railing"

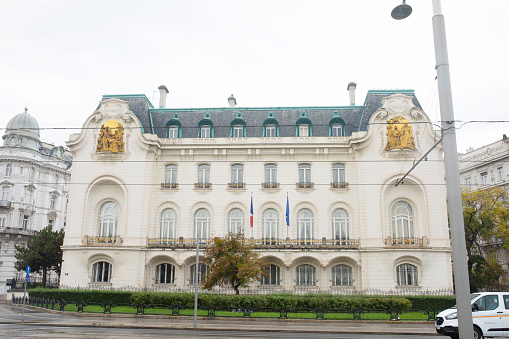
[161,183,179,189]
[228,182,245,189]
[261,182,279,189]
[88,236,117,244]
[147,237,359,249]
[194,183,212,189]
[385,236,426,247]
[330,182,349,189]
[0,227,36,236]
[296,182,314,188]
[0,200,11,208]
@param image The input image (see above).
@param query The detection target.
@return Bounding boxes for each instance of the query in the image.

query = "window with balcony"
[297,209,314,243]
[262,209,278,243]
[261,264,281,285]
[298,164,312,188]
[229,163,244,188]
[481,172,488,186]
[98,201,118,239]
[190,263,208,284]
[391,201,414,240]
[160,209,176,240]
[228,209,244,234]
[163,164,178,188]
[331,163,346,188]
[498,167,504,182]
[196,164,211,188]
[296,264,316,286]
[263,163,278,188]
[92,261,112,283]
[332,264,352,286]
[332,209,349,242]
[194,209,210,240]
[396,264,418,286]
[263,118,279,137]
[156,263,175,284]
[5,164,12,177]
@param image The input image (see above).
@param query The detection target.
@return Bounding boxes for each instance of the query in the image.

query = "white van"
[435,292,509,339]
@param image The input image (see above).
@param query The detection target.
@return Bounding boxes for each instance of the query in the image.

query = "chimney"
[347,82,357,106]
[228,94,237,107]
[158,85,169,108]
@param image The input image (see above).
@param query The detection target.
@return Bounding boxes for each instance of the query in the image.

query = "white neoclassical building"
[60,85,453,292]
[0,109,72,288]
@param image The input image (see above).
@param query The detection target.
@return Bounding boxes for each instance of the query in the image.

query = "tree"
[202,232,267,295]
[462,187,509,291]
[15,225,65,287]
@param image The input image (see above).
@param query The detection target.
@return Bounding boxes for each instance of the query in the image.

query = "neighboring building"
[458,135,509,282]
[60,85,453,292]
[0,109,72,287]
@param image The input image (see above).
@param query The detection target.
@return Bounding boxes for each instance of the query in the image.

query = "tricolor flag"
[250,195,254,228]
[286,194,290,227]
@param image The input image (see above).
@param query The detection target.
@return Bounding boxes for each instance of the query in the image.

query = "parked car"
[435,292,509,339]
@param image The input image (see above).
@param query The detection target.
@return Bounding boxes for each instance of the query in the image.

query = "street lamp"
[391,1,474,338]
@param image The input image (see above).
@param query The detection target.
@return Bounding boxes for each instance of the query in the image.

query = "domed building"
[0,108,72,291]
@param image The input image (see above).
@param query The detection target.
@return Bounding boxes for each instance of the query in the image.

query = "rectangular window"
[165,165,177,184]
[299,164,311,183]
[22,215,29,230]
[332,163,345,183]
[498,167,504,182]
[48,219,54,228]
[465,177,472,189]
[266,124,276,137]
[0,215,6,228]
[198,164,210,184]
[231,164,243,183]
[299,124,309,137]
[28,168,34,180]
[264,164,277,183]
[168,126,178,138]
[5,165,12,177]
[233,125,243,137]
[54,174,58,185]
[261,264,280,285]
[24,189,32,204]
[1,186,11,201]
[201,125,210,138]
[481,172,488,186]
[50,195,56,210]
[332,124,342,137]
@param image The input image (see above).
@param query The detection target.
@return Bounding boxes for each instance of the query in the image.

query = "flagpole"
[250,192,253,238]
[286,192,289,239]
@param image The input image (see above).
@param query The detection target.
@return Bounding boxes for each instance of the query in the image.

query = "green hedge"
[27,289,456,311]
[28,288,132,304]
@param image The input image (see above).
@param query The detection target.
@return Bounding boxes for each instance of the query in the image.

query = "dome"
[5,108,40,140]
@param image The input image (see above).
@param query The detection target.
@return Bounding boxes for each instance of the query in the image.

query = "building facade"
[458,135,509,282]
[60,86,453,292]
[0,109,72,287]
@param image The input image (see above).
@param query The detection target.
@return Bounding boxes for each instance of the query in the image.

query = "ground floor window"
[331,264,352,286]
[92,262,112,282]
[261,264,280,285]
[296,264,316,286]
[155,263,175,284]
[396,264,418,286]
[190,263,208,284]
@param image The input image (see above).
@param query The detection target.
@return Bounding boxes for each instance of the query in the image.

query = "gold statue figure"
[96,119,125,153]
[384,116,417,151]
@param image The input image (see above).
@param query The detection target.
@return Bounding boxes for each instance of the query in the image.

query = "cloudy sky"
[1,0,507,153]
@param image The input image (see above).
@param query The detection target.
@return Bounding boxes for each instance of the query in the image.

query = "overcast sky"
[1,0,508,153]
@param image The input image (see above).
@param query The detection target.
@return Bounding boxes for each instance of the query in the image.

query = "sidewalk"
[3,303,439,336]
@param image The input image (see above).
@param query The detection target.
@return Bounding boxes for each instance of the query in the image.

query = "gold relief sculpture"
[96,119,125,153]
[384,116,417,151]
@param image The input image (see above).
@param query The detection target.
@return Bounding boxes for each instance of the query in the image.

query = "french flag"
[250,195,254,228]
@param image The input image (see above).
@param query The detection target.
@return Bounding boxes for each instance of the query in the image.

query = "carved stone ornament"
[384,116,417,151]
[121,113,134,124]
[96,119,125,153]
[91,112,103,123]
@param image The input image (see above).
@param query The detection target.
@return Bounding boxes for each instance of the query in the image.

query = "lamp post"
[391,1,474,338]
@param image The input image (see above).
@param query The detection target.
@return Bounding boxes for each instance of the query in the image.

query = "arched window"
[228,209,244,234]
[392,201,414,239]
[263,118,279,137]
[262,209,278,244]
[297,209,314,243]
[155,263,175,284]
[332,264,352,286]
[190,263,208,284]
[98,201,118,239]
[396,264,418,286]
[296,264,316,286]
[194,209,210,240]
[329,117,346,137]
[5,164,12,176]
[92,262,112,282]
[261,264,281,285]
[295,118,312,137]
[160,209,176,239]
[166,120,181,138]
[230,119,246,137]
[332,209,349,242]
[198,120,214,138]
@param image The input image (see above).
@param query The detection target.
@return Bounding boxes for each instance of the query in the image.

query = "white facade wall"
[60,95,453,292]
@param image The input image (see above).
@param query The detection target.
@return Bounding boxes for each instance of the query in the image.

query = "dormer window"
[201,125,210,138]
